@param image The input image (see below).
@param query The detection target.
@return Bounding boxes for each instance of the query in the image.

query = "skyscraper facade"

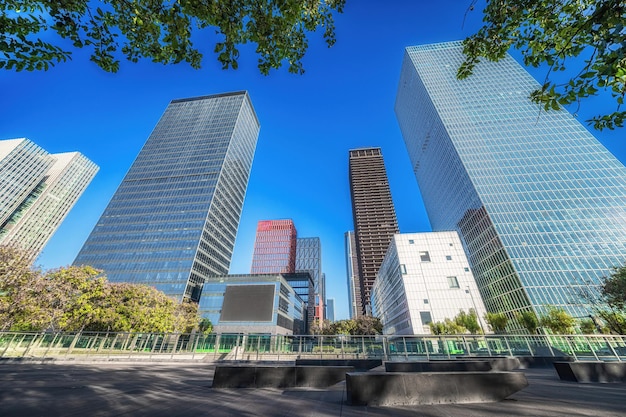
[295,236,324,322]
[349,147,399,315]
[395,41,626,321]
[0,138,55,226]
[326,298,335,322]
[1,151,98,259]
[250,219,297,274]
[344,231,362,318]
[0,138,97,261]
[74,91,259,302]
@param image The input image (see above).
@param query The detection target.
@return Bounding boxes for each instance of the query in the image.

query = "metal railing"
[1,331,625,362]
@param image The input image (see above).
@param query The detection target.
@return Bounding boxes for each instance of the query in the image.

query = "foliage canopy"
[461,0,626,130]
[484,312,508,333]
[429,309,482,335]
[516,310,539,334]
[311,316,382,336]
[1,0,345,74]
[595,265,626,334]
[0,245,207,332]
[539,306,576,334]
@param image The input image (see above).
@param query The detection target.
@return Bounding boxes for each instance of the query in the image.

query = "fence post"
[21,333,39,358]
[504,336,512,356]
[1,333,18,358]
[66,332,81,357]
[42,332,59,359]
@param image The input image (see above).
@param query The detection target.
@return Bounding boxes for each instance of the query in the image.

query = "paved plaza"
[1,360,625,416]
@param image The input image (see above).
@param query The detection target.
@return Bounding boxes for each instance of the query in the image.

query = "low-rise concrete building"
[199,273,306,335]
[372,231,487,335]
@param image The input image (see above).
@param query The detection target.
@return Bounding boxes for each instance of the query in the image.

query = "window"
[447,276,460,288]
[446,255,452,261]
[424,299,429,304]
[420,311,432,325]
[419,251,430,262]
[408,239,415,244]
[400,264,407,274]
[464,267,470,272]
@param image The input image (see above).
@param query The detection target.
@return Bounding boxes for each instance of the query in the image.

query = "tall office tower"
[1,152,98,259]
[395,41,626,321]
[344,231,362,318]
[0,138,55,226]
[326,298,335,322]
[75,92,260,302]
[250,219,297,274]
[349,147,400,315]
[295,237,323,322]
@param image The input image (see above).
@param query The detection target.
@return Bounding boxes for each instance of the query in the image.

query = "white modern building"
[371,231,487,335]
[0,138,98,261]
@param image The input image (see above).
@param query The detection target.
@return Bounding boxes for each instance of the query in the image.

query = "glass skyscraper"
[0,139,98,261]
[296,236,323,323]
[395,41,626,321]
[344,230,362,318]
[74,91,259,302]
[0,138,55,226]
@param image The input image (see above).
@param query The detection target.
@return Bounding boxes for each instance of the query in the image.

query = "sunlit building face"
[395,42,626,321]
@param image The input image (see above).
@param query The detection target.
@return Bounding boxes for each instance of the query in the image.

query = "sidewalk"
[0,361,624,416]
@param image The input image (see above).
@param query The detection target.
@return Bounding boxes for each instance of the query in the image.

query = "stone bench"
[212,365,354,388]
[517,356,573,368]
[346,371,528,406]
[385,360,492,372]
[385,358,520,372]
[554,361,626,383]
[295,358,382,371]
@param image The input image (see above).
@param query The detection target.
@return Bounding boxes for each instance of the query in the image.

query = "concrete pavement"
[1,360,625,416]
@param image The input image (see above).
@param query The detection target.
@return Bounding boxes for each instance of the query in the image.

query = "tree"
[595,265,626,334]
[0,245,203,332]
[45,265,110,331]
[330,318,357,335]
[601,265,626,310]
[197,318,213,335]
[579,318,598,334]
[484,312,508,333]
[597,310,626,334]
[429,318,466,335]
[455,309,482,334]
[516,310,539,334]
[1,0,345,74]
[0,245,48,331]
[353,315,382,335]
[539,307,576,334]
[461,0,626,130]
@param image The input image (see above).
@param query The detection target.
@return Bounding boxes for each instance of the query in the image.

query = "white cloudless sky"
[1,1,624,320]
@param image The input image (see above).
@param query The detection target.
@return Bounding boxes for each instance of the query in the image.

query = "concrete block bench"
[212,365,354,388]
[517,356,573,368]
[385,360,492,372]
[295,358,382,371]
[346,371,528,406]
[554,361,626,383]
[385,358,520,372]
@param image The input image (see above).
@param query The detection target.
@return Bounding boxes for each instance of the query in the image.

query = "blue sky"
[1,1,624,321]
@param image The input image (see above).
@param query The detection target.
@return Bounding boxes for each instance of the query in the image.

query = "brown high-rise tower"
[348,147,399,315]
